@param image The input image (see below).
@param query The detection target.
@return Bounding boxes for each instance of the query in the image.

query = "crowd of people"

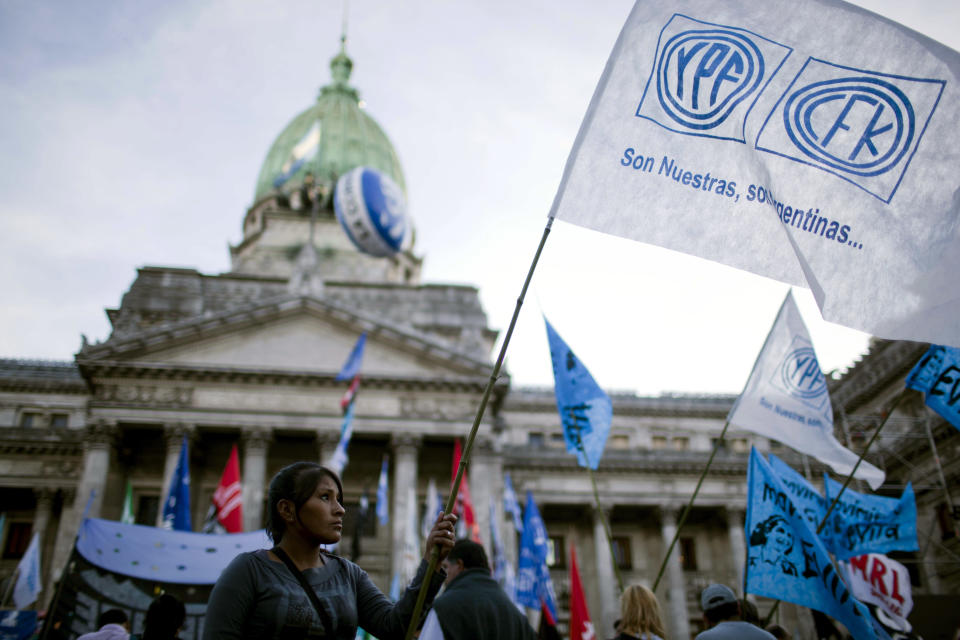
[61,462,813,640]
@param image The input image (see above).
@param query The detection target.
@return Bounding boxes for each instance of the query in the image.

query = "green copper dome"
[253,46,406,203]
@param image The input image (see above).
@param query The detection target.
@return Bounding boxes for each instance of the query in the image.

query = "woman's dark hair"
[141,594,185,640]
[265,462,344,543]
[749,514,792,549]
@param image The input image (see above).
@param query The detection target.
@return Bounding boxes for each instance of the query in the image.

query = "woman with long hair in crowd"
[203,461,457,639]
[610,584,667,640]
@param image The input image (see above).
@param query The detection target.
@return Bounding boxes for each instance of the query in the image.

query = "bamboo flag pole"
[403,218,553,640]
[574,433,624,593]
[760,391,906,627]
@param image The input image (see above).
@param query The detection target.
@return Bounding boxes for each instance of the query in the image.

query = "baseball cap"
[700,584,737,612]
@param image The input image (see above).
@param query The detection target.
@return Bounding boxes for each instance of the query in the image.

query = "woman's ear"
[276,498,296,524]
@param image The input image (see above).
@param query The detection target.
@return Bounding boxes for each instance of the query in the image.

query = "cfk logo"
[756,59,945,202]
[656,29,764,130]
[637,14,792,143]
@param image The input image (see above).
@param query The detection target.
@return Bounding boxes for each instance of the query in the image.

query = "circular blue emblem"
[779,347,826,400]
[657,29,765,130]
[334,167,408,257]
[783,77,915,176]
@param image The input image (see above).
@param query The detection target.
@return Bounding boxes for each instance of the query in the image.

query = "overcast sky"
[1,1,957,395]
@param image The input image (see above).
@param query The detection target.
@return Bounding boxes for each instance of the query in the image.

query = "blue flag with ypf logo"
[544,317,612,470]
[729,291,884,489]
[549,0,960,347]
[162,437,192,532]
[746,448,890,640]
[905,344,960,431]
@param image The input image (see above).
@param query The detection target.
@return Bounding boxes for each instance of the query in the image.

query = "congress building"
[1,45,957,640]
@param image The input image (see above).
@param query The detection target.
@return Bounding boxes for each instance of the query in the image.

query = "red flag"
[210,444,243,533]
[451,439,480,541]
[340,374,361,413]
[568,544,595,640]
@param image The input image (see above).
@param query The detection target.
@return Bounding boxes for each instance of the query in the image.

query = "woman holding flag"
[203,461,457,640]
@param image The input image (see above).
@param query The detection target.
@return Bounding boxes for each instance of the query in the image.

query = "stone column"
[317,430,340,468]
[592,506,618,639]
[726,507,746,593]
[50,421,115,580]
[32,488,55,598]
[156,423,195,527]
[391,434,420,583]
[468,436,496,557]
[659,506,691,640]
[242,427,272,533]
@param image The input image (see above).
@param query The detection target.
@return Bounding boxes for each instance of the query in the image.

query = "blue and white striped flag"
[503,472,523,534]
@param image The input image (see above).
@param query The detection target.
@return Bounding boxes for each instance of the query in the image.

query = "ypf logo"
[756,58,945,202]
[771,336,829,416]
[637,14,792,142]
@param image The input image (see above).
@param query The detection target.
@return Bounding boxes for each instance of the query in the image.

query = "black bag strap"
[272,547,334,635]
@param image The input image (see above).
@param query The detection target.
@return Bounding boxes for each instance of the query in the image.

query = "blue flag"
[905,344,960,431]
[489,496,518,605]
[162,437,192,531]
[336,332,368,382]
[746,448,889,640]
[544,318,612,470]
[822,475,918,561]
[503,472,523,534]
[515,491,558,620]
[376,456,389,526]
[768,453,828,533]
[328,402,356,475]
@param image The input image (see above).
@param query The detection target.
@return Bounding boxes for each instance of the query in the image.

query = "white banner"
[550,0,960,344]
[841,553,913,631]
[729,292,884,488]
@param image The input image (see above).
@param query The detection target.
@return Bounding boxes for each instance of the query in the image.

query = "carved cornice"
[84,420,118,450]
[0,428,84,457]
[163,422,196,449]
[504,448,749,477]
[504,388,736,419]
[79,360,498,395]
[242,426,273,453]
[829,340,928,412]
[391,433,422,453]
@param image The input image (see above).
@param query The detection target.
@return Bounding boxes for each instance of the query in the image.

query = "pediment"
[78,296,491,379]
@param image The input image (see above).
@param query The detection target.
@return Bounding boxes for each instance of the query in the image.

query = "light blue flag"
[905,344,960,431]
[503,472,523,534]
[336,333,368,382]
[12,532,41,609]
[746,448,889,640]
[162,437,192,531]
[822,475,918,561]
[376,456,389,526]
[515,491,558,621]
[273,120,321,188]
[768,453,828,533]
[544,318,612,470]
[420,478,442,542]
[389,572,402,602]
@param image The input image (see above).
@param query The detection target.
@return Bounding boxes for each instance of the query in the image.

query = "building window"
[3,522,33,559]
[611,536,633,570]
[546,535,566,569]
[610,435,629,450]
[50,414,69,428]
[673,437,690,451]
[19,412,41,428]
[528,432,544,448]
[651,436,668,450]
[136,495,160,526]
[679,537,697,571]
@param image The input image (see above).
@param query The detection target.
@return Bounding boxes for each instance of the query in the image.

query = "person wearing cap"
[696,584,775,640]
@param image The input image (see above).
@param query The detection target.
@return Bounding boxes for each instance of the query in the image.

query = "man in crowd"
[696,584,775,640]
[77,609,130,640]
[419,539,536,640]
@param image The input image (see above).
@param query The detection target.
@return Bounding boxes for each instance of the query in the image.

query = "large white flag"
[729,291,884,488]
[549,0,960,345]
[12,532,41,609]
